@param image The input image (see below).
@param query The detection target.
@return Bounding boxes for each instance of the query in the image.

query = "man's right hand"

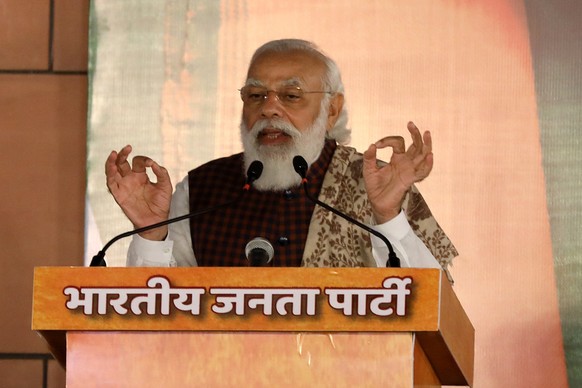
[105,145,173,241]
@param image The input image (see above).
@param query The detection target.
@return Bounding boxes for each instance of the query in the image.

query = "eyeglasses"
[239,85,333,108]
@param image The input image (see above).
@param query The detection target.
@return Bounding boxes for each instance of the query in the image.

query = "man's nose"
[260,91,284,118]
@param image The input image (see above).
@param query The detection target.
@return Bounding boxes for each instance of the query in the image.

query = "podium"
[32,267,474,387]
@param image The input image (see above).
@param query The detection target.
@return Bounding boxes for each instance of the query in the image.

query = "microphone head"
[246,161,263,184]
[245,237,274,263]
[292,156,308,178]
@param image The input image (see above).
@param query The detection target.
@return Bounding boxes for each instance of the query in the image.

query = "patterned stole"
[301,145,458,282]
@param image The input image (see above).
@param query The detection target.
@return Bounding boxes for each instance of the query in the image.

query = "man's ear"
[326,93,344,131]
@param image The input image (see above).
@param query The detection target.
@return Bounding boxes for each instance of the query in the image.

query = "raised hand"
[363,121,433,224]
[105,145,173,240]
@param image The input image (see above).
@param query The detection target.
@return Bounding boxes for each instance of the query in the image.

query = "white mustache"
[249,119,302,140]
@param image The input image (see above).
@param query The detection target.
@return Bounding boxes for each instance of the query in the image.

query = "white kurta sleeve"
[370,210,441,269]
[126,176,197,267]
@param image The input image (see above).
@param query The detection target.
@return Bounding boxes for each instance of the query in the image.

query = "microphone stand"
[90,161,264,267]
[90,199,239,267]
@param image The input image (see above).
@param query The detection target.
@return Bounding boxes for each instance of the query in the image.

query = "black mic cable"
[292,155,400,268]
[90,161,264,267]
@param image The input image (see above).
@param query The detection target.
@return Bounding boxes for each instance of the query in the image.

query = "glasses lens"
[240,86,266,103]
[278,87,304,105]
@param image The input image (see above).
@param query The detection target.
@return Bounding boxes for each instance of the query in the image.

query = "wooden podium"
[32,267,474,387]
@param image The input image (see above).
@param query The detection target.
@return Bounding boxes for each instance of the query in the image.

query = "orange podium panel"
[32,267,474,387]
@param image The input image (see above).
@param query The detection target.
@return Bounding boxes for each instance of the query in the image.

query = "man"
[106,39,457,277]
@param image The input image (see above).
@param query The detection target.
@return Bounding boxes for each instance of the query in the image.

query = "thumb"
[363,143,378,173]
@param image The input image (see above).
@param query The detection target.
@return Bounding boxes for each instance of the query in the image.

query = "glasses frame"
[239,85,334,108]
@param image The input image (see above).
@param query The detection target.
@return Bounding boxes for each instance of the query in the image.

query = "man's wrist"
[137,226,169,241]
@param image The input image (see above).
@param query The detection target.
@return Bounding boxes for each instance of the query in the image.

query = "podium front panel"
[32,267,473,386]
[67,331,416,388]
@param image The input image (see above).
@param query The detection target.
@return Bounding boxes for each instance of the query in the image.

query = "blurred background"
[1,1,580,387]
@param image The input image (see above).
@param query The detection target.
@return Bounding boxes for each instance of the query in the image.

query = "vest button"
[283,190,296,200]
[277,236,290,246]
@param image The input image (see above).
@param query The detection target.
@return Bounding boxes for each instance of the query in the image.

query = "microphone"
[245,237,275,267]
[90,161,264,267]
[292,156,400,268]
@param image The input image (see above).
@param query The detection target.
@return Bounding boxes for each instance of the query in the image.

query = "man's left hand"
[363,121,433,224]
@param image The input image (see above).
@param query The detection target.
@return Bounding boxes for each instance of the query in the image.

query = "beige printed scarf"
[301,145,458,282]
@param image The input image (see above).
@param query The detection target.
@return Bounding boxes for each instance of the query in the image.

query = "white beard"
[240,108,329,192]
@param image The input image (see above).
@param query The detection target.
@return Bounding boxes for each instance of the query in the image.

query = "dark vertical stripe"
[48,0,55,71]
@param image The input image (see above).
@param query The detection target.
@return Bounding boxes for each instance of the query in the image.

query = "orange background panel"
[0,0,50,70]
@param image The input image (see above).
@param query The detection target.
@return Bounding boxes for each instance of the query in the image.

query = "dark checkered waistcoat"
[187,141,336,267]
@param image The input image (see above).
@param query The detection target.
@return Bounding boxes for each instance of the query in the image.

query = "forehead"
[246,50,327,88]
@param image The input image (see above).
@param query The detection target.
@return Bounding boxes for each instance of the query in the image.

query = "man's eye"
[282,92,302,102]
[248,92,265,101]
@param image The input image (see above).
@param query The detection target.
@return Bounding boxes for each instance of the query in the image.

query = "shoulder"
[321,145,368,205]
[333,144,387,174]
[185,153,246,206]
[331,144,366,180]
[325,143,387,195]
[188,153,245,180]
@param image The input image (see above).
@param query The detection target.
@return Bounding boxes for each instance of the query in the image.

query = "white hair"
[249,39,351,144]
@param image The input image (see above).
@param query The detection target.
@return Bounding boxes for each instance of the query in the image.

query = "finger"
[407,121,422,143]
[106,149,131,192]
[131,155,153,174]
[115,145,133,176]
[105,151,122,192]
[422,130,432,154]
[374,136,406,154]
[415,153,434,180]
[150,161,171,186]
[407,121,423,156]
[105,150,118,176]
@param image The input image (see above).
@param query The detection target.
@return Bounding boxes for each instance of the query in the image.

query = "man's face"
[239,49,344,191]
[241,50,330,146]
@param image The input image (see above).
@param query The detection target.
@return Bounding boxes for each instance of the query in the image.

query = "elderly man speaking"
[105,39,457,277]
